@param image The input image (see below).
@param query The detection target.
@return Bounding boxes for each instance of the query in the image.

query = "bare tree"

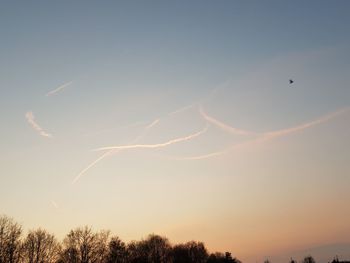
[303,256,316,263]
[127,235,172,263]
[60,226,109,263]
[186,241,208,263]
[126,240,147,263]
[22,228,60,263]
[207,252,241,263]
[106,236,127,263]
[173,241,208,263]
[0,215,22,263]
[172,243,188,263]
[57,247,79,263]
[127,234,173,263]
[143,234,172,263]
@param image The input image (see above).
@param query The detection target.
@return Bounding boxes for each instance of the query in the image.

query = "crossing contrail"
[199,106,258,136]
[25,111,53,138]
[94,125,209,152]
[72,118,161,184]
[73,103,197,184]
[46,81,72,97]
[173,107,349,160]
[72,78,233,183]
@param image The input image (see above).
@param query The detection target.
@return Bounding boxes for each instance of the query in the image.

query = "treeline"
[0,215,239,263]
[1,215,347,263]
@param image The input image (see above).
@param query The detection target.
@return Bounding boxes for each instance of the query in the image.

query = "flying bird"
[289,79,294,84]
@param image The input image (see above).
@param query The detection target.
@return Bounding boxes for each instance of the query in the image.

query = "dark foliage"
[1,215,348,263]
[207,252,241,263]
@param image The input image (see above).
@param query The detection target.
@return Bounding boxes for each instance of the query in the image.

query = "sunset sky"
[1,1,350,262]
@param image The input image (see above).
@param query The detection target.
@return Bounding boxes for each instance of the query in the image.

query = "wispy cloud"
[46,81,72,97]
[199,106,257,136]
[25,111,53,138]
[174,107,349,160]
[94,125,208,152]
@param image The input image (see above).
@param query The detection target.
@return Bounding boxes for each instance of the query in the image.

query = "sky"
[1,1,350,262]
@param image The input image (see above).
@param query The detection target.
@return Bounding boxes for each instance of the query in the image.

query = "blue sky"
[1,1,350,262]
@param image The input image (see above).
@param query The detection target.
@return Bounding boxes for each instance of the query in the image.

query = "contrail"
[46,81,72,97]
[129,118,161,143]
[73,78,233,183]
[170,136,266,161]
[94,125,209,152]
[263,107,350,138]
[25,111,53,138]
[173,107,349,160]
[144,119,160,130]
[72,118,161,184]
[50,200,59,209]
[167,78,232,117]
[171,149,228,161]
[169,104,196,116]
[205,77,233,101]
[84,103,193,142]
[72,150,113,184]
[199,106,258,136]
[73,78,231,183]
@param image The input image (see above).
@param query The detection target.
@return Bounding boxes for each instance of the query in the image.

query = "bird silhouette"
[289,79,294,84]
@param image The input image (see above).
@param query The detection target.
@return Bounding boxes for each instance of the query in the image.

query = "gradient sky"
[1,1,350,262]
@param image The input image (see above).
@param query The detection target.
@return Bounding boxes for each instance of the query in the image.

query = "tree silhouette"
[172,243,188,263]
[57,247,76,263]
[127,240,148,263]
[207,252,241,263]
[8,214,350,263]
[173,241,208,263]
[127,235,172,263]
[59,226,109,263]
[143,234,172,263]
[0,215,22,263]
[22,228,60,263]
[106,236,128,263]
[303,256,316,263]
[331,256,339,263]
